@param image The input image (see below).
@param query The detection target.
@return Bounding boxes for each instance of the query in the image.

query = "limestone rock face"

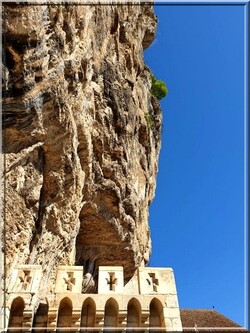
[2,3,162,295]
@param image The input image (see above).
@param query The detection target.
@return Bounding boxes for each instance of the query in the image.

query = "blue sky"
[144,4,246,327]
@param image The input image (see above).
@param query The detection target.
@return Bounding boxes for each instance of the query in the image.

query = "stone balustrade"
[2,266,182,332]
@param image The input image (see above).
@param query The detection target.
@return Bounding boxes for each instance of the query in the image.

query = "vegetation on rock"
[151,75,168,100]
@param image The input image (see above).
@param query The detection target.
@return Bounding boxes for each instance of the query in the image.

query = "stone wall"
[4,265,182,331]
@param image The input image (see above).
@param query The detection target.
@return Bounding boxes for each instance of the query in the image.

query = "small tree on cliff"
[151,75,168,100]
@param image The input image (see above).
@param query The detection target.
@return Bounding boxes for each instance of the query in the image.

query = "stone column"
[118,309,127,329]
[22,307,33,333]
[71,308,81,333]
[47,308,57,332]
[95,309,104,330]
[0,306,10,332]
[141,309,150,329]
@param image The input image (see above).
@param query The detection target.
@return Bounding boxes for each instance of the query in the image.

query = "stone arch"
[57,297,73,330]
[80,297,96,330]
[104,298,119,328]
[149,298,165,329]
[32,301,48,332]
[8,296,25,333]
[127,298,141,328]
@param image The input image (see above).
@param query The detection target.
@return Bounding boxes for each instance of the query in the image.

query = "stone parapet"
[3,265,182,332]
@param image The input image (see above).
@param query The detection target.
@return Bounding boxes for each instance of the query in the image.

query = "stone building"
[3,264,248,332]
[4,265,182,331]
[3,264,246,332]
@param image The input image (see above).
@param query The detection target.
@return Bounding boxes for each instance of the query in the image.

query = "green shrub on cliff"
[151,75,168,100]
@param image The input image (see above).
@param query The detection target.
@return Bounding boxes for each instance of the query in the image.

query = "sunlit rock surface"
[2,3,162,296]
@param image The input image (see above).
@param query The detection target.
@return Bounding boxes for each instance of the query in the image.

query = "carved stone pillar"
[47,308,57,332]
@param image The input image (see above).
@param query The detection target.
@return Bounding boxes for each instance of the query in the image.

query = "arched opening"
[57,297,72,330]
[104,298,119,328]
[149,298,165,329]
[8,297,25,333]
[32,302,48,332]
[127,298,141,328]
[80,297,96,331]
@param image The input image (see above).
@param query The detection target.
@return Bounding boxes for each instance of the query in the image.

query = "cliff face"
[2,3,162,295]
